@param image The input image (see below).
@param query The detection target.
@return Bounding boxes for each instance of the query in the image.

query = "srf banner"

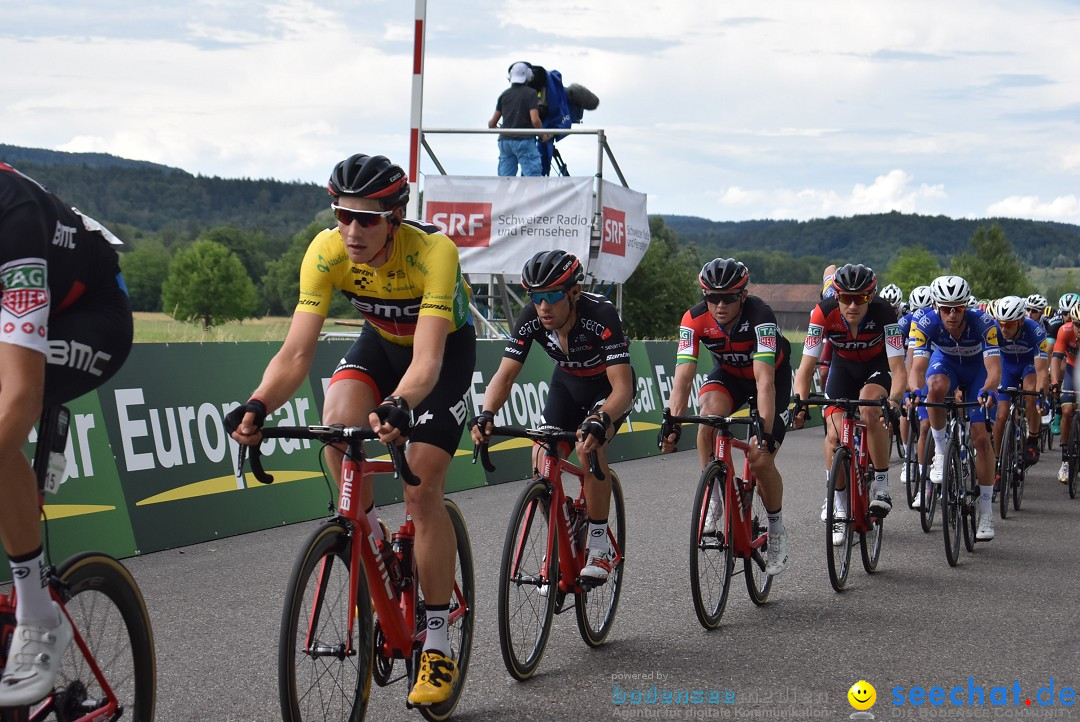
[587,181,651,283]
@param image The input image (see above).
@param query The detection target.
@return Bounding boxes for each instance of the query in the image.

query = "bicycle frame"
[710,426,764,560]
[834,411,873,535]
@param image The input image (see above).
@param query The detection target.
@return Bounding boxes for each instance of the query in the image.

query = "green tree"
[162,239,257,329]
[622,217,702,338]
[950,224,1031,299]
[883,246,943,295]
[261,219,352,317]
[1044,270,1078,310]
[119,239,171,311]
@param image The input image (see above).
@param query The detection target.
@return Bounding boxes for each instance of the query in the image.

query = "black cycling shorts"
[824,354,891,417]
[329,323,476,455]
[542,367,634,434]
[44,278,133,408]
[699,363,791,447]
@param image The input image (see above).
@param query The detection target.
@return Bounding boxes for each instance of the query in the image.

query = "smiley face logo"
[848,680,876,711]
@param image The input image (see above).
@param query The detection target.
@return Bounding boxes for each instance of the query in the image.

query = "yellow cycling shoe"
[408,650,458,706]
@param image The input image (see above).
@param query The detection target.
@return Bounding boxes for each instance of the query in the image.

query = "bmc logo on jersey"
[427,202,492,248]
[601,207,626,257]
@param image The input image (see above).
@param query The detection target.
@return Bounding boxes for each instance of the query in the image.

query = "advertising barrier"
[3,339,810,578]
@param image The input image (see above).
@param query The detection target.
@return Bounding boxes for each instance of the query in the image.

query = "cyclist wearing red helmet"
[660,258,793,576]
[791,264,907,538]
[227,153,475,706]
[471,249,633,584]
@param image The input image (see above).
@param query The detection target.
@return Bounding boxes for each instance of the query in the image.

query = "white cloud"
[986,195,1080,223]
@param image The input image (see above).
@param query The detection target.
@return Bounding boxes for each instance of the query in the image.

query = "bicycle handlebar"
[794,393,895,429]
[662,406,766,446]
[914,398,993,433]
[472,426,604,481]
[236,424,421,486]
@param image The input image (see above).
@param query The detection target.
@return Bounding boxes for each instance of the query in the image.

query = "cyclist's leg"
[1020,364,1041,462]
[859,368,893,512]
[697,366,735,469]
[962,362,997,539]
[1060,368,1076,481]
[926,353,958,476]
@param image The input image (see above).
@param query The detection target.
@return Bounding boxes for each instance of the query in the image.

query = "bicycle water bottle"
[391,532,413,591]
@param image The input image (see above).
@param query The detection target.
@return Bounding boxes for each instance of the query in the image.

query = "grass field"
[133,312,295,343]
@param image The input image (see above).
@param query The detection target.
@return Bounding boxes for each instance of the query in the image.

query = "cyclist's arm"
[793,351,817,406]
[1035,357,1050,396]
[908,354,929,393]
[1050,355,1063,389]
[981,353,1002,398]
[668,362,697,418]
[887,354,907,404]
[597,363,634,426]
[387,314,451,407]
[0,342,44,456]
[478,356,523,417]
[248,310,323,412]
[752,359,777,437]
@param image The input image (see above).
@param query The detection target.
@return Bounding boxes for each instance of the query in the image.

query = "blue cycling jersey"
[996,317,1048,366]
[911,308,1000,362]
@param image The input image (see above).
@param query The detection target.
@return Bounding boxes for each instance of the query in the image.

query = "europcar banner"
[422,175,592,274]
[3,339,809,578]
[587,181,651,283]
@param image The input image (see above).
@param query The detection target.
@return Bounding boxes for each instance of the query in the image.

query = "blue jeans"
[497,138,541,176]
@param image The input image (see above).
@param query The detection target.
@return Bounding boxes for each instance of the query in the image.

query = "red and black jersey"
[1053,322,1078,366]
[676,295,791,380]
[802,297,905,364]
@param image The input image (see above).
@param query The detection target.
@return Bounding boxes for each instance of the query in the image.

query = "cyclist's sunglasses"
[331,205,393,228]
[529,289,568,304]
[938,305,965,315]
[837,293,872,306]
[703,291,742,305]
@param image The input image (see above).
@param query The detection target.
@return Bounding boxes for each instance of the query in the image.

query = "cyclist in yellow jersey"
[227,154,475,706]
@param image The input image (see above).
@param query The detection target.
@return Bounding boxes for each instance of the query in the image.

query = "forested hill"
[660,212,1080,269]
[0,144,326,239]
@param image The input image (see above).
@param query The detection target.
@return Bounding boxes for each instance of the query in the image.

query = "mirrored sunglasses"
[837,293,872,306]
[331,205,392,228]
[939,305,965,315]
[529,289,568,304]
[703,291,742,305]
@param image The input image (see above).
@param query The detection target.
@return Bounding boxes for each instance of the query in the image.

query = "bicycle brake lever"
[587,450,606,482]
[247,442,274,484]
[388,442,422,486]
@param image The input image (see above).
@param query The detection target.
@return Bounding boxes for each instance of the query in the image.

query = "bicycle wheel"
[419,499,475,722]
[859,468,884,574]
[1013,417,1027,511]
[689,462,733,629]
[280,521,371,722]
[919,435,938,533]
[46,552,156,722]
[1068,422,1080,499]
[892,423,904,461]
[497,479,557,680]
[826,448,854,592]
[744,483,773,605]
[904,423,920,508]
[998,416,1016,520]
[942,440,963,567]
[961,448,978,553]
[575,470,625,647]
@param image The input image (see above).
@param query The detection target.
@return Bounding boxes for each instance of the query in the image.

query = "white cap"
[509,62,531,84]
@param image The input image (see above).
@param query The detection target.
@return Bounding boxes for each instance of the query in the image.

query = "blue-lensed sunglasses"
[529,289,568,304]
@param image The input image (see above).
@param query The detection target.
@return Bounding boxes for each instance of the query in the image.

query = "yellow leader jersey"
[296,219,472,344]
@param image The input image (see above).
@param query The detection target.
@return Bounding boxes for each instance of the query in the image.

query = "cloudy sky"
[3,0,1079,223]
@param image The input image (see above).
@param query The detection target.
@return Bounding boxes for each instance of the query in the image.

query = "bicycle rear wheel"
[280,521,371,722]
[575,470,625,647]
[497,479,557,681]
[1013,417,1027,511]
[942,440,963,567]
[689,462,733,629]
[998,417,1016,520]
[744,483,773,605]
[826,448,854,592]
[44,552,156,722]
[904,424,920,508]
[418,500,475,722]
[961,450,978,553]
[919,435,938,533]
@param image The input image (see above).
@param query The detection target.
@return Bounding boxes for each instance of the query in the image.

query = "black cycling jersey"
[503,292,630,377]
[1045,314,1064,343]
[0,163,132,403]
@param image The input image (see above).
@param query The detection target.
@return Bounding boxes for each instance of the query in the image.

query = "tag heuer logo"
[1,261,48,318]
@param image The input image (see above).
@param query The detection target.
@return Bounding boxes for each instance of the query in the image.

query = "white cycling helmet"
[908,285,933,310]
[1059,292,1080,315]
[930,275,971,306]
[1026,293,1048,311]
[992,295,1026,323]
[880,283,903,308]
[966,295,978,308]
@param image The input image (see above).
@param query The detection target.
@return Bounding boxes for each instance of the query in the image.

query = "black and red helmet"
[832,263,878,295]
[327,154,409,210]
[698,258,749,292]
[520,250,584,290]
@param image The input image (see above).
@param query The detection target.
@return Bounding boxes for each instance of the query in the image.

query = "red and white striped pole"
[407,0,427,219]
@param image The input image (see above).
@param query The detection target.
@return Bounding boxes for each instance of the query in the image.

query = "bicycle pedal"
[575,575,606,590]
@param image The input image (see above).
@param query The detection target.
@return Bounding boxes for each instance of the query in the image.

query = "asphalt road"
[125,428,1080,721]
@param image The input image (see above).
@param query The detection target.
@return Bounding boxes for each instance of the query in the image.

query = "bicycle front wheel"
[961,449,978,553]
[497,479,557,681]
[50,552,156,722]
[575,470,625,647]
[998,417,1016,520]
[904,424,920,508]
[826,448,854,592]
[942,440,963,567]
[279,522,372,722]
[1068,422,1080,499]
[689,462,733,629]
[419,499,475,722]
[859,468,884,574]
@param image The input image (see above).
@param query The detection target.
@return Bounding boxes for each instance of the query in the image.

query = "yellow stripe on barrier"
[41,505,116,520]
[136,470,323,506]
